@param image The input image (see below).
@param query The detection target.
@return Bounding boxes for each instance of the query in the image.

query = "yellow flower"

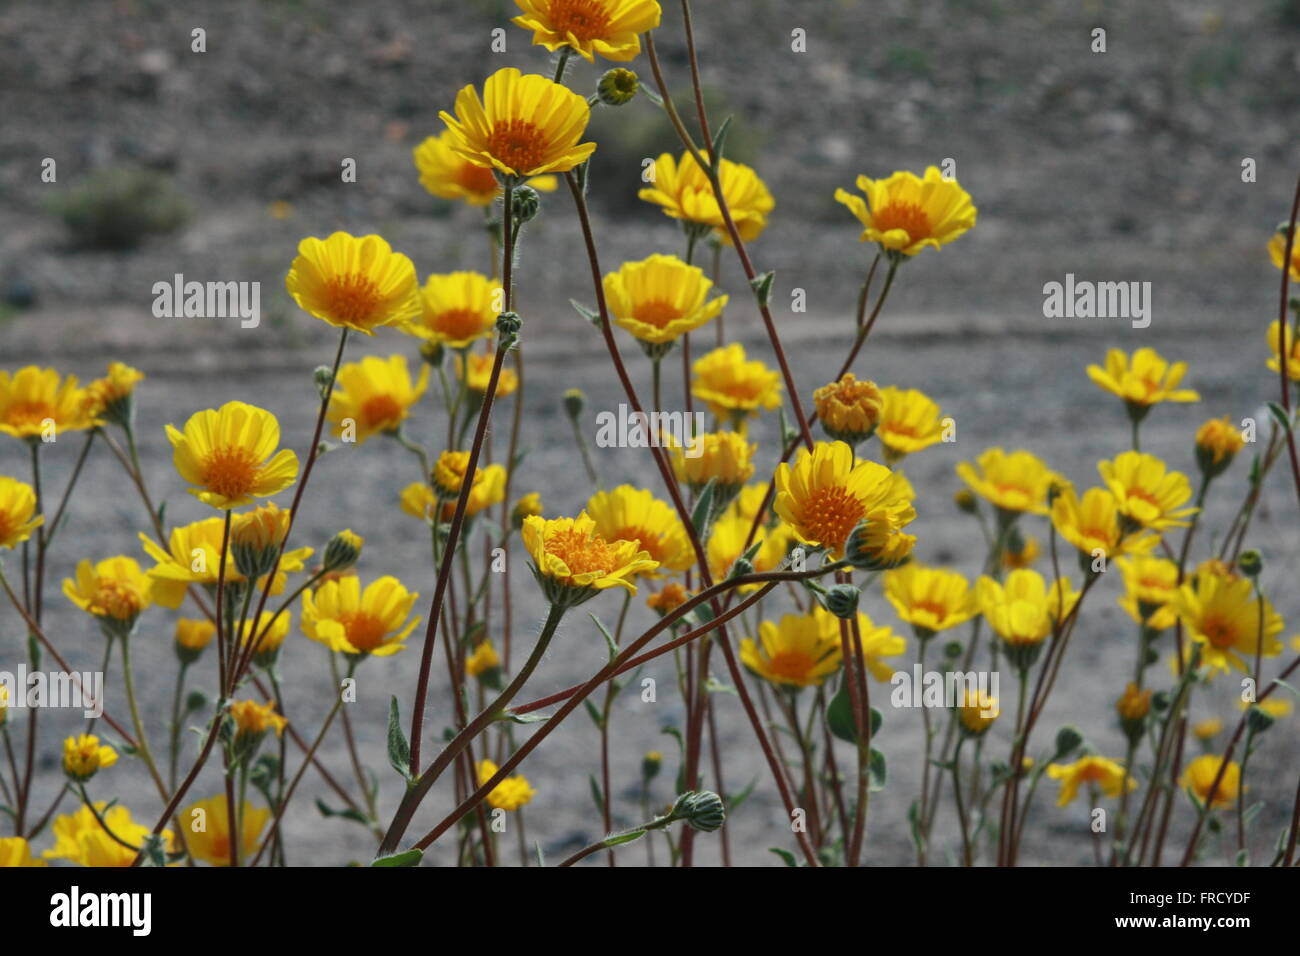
[400,482,438,522]
[671,429,756,492]
[1050,486,1156,561]
[1045,756,1136,806]
[956,447,1059,517]
[466,640,500,678]
[477,759,536,811]
[815,373,883,446]
[691,343,782,422]
[977,569,1079,664]
[302,575,421,658]
[646,581,690,615]
[1086,347,1199,411]
[1192,718,1223,741]
[585,485,693,577]
[873,386,945,463]
[0,475,43,550]
[1098,451,1197,532]
[0,366,96,439]
[1001,531,1039,570]
[409,272,503,347]
[512,492,543,528]
[81,362,143,425]
[724,483,773,525]
[62,556,151,631]
[1269,228,1300,281]
[236,610,292,667]
[834,166,976,256]
[138,517,312,607]
[1181,754,1241,809]
[1115,554,1179,630]
[63,734,118,780]
[0,685,8,727]
[706,513,788,589]
[429,451,509,517]
[285,231,421,334]
[1168,566,1283,674]
[229,699,287,739]
[775,440,916,562]
[603,254,728,348]
[522,512,658,606]
[512,0,662,62]
[231,502,291,554]
[0,837,46,867]
[456,350,519,397]
[181,794,271,867]
[1116,682,1152,721]
[740,609,843,688]
[440,67,595,178]
[166,401,299,510]
[1266,320,1300,381]
[175,617,216,652]
[1194,416,1244,475]
[45,803,173,867]
[956,688,1000,737]
[639,151,774,243]
[884,563,978,636]
[327,354,429,443]
[1240,696,1292,718]
[414,129,560,207]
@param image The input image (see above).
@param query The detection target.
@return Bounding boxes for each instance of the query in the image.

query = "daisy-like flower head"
[62,555,152,637]
[1116,681,1153,724]
[181,794,270,867]
[1001,530,1040,570]
[63,734,118,781]
[1194,416,1244,478]
[1086,347,1199,417]
[603,254,728,351]
[0,366,96,440]
[883,563,978,638]
[0,475,43,550]
[1266,320,1300,381]
[477,759,536,811]
[956,447,1059,519]
[522,512,658,607]
[639,151,774,244]
[1181,754,1242,809]
[874,386,945,463]
[955,687,1000,737]
[977,569,1079,669]
[1168,566,1283,675]
[814,373,883,447]
[1115,554,1180,631]
[585,485,693,578]
[429,450,509,515]
[285,232,422,335]
[466,640,500,679]
[1269,227,1300,281]
[646,581,690,615]
[691,343,782,423]
[1050,485,1156,564]
[230,502,292,578]
[413,129,560,207]
[774,441,917,564]
[512,0,662,62]
[175,617,216,663]
[834,166,976,257]
[439,67,596,179]
[456,350,519,398]
[302,575,421,659]
[81,362,144,427]
[706,514,789,591]
[0,837,46,867]
[166,401,299,510]
[740,608,843,689]
[229,699,288,741]
[408,272,504,348]
[1098,450,1197,532]
[327,354,429,444]
[671,429,756,497]
[45,803,173,868]
[236,610,292,669]
[1045,756,1136,807]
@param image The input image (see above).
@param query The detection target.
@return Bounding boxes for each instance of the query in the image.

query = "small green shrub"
[51,166,190,249]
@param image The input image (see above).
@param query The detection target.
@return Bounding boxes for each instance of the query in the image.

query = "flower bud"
[642,751,662,781]
[1054,725,1084,759]
[314,365,334,399]
[322,529,363,573]
[1195,416,1243,479]
[672,789,726,832]
[824,583,860,619]
[953,489,978,514]
[63,734,118,782]
[495,311,522,349]
[174,617,216,665]
[510,185,540,225]
[419,341,444,367]
[1246,704,1275,736]
[1116,682,1152,741]
[231,503,290,579]
[562,388,585,420]
[597,68,639,106]
[1237,550,1262,579]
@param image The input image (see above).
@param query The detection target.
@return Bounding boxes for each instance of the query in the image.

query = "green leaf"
[868,748,887,791]
[387,697,412,783]
[314,798,372,827]
[690,478,718,540]
[371,849,423,867]
[709,115,734,170]
[727,777,758,813]
[535,842,546,867]
[583,698,605,729]
[589,774,605,814]
[827,681,882,744]
[498,710,549,725]
[907,800,925,855]
[749,271,776,309]
[1266,401,1293,432]
[769,847,798,867]
[589,612,619,662]
[570,299,601,327]
[605,829,646,848]
[643,87,664,108]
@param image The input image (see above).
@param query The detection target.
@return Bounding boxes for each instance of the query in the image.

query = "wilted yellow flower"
[646,581,690,615]
[229,699,287,739]
[1168,566,1283,674]
[81,362,143,425]
[45,803,173,867]
[815,374,883,446]
[477,759,535,811]
[62,556,151,631]
[956,688,1000,737]
[182,794,271,867]
[327,354,429,443]
[691,344,782,422]
[0,476,43,550]
[414,129,559,206]
[884,563,978,636]
[1046,756,1136,806]
[1098,451,1197,532]
[139,517,311,607]
[671,429,756,495]
[956,448,1059,517]
[456,350,519,397]
[585,485,693,577]
[834,167,976,256]
[603,254,727,349]
[639,151,774,243]
[977,569,1079,665]
[63,734,118,780]
[1266,320,1300,381]
[0,366,96,439]
[1116,682,1152,722]
[873,386,945,463]
[1181,754,1241,809]
[706,514,788,589]
[522,512,657,606]
[0,837,46,867]
[1115,554,1179,630]
[774,441,916,563]
[512,0,662,62]
[1268,228,1300,281]
[440,67,595,178]
[302,575,421,658]
[409,272,503,347]
[1193,416,1244,476]
[1086,347,1198,412]
[741,608,843,688]
[466,640,500,678]
[1051,486,1156,562]
[285,232,421,334]
[166,401,299,510]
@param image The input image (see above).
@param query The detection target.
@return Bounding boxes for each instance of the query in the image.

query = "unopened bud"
[597,68,639,106]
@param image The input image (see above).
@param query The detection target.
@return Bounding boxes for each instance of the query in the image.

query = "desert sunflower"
[1269,227,1300,281]
[413,129,560,207]
[181,794,270,867]
[456,350,520,398]
[874,386,945,463]
[166,401,299,510]
[1168,566,1283,674]
[327,354,429,444]
[1098,451,1197,532]
[603,254,728,351]
[639,151,774,243]
[0,476,43,550]
[834,166,976,257]
[1050,486,1156,563]
[511,0,662,62]
[521,512,658,607]
[691,343,782,423]
[584,485,693,577]
[1086,347,1198,415]
[977,569,1079,668]
[285,232,422,334]
[956,447,1059,518]
[408,272,503,347]
[62,555,152,635]
[1115,554,1179,631]
[302,575,421,658]
[477,759,536,811]
[1181,754,1242,809]
[883,563,978,637]
[814,373,883,447]
[0,366,96,439]
[1266,320,1300,381]
[44,803,173,867]
[740,609,843,688]
[138,517,311,607]
[1045,756,1136,806]
[81,361,143,427]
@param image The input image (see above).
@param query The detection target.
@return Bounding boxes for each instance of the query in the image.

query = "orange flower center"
[547,527,616,579]
[457,160,500,196]
[361,394,405,431]
[872,200,932,240]
[765,649,815,683]
[3,400,56,432]
[93,580,146,620]
[1200,614,1237,649]
[340,611,388,652]
[430,307,489,342]
[487,119,549,174]
[801,485,867,552]
[547,0,613,41]
[911,599,952,623]
[632,300,685,329]
[607,524,663,564]
[202,446,261,501]
[322,273,385,325]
